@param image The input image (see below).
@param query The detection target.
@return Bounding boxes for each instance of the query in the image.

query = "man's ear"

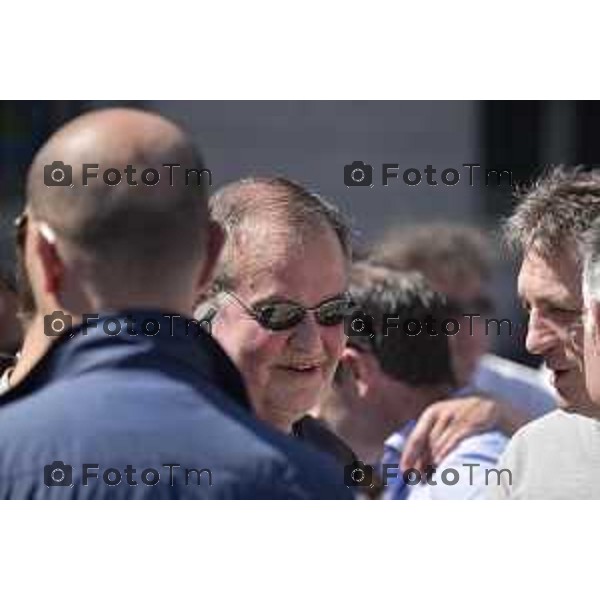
[197,219,225,292]
[341,346,376,399]
[33,224,64,297]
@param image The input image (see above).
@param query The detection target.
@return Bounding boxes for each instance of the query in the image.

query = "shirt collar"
[0,310,251,411]
[384,419,417,454]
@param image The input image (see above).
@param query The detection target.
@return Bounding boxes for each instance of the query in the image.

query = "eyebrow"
[519,294,580,312]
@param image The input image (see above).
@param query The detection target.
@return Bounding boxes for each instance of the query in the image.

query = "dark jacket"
[0,311,353,499]
[292,416,358,467]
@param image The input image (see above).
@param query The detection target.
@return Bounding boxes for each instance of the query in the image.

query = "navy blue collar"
[1,310,251,411]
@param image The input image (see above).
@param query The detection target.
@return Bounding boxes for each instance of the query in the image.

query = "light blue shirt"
[382,421,508,500]
[468,354,556,419]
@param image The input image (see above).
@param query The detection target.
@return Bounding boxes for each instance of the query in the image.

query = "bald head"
[25,108,211,292]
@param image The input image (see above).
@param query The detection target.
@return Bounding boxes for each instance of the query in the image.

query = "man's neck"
[317,383,454,465]
[9,313,52,388]
[316,401,387,465]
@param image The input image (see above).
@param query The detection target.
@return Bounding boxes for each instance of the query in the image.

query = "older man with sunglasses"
[196,177,358,465]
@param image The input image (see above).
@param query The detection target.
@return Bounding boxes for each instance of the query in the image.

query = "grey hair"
[504,166,600,261]
[204,176,353,298]
[582,216,600,305]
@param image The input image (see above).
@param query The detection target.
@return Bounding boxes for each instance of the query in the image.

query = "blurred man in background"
[0,108,352,499]
[491,166,600,499]
[370,223,556,472]
[0,208,44,395]
[0,215,22,361]
[318,263,508,499]
[371,223,556,416]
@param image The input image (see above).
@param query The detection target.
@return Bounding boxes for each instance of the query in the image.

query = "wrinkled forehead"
[518,246,582,306]
[231,225,349,302]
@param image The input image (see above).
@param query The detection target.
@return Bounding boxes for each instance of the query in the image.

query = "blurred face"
[212,226,348,431]
[427,271,490,388]
[518,247,597,415]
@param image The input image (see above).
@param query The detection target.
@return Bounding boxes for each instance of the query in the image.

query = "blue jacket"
[0,311,352,499]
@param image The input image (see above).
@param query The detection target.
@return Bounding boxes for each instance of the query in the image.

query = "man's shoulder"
[512,409,577,441]
[445,429,509,464]
[499,410,570,466]
[474,354,557,417]
[492,410,600,499]
[0,377,352,499]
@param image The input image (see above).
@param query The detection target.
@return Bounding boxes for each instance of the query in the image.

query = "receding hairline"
[208,176,353,291]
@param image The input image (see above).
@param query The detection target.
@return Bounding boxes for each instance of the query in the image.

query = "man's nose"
[525,310,557,357]
[290,313,324,351]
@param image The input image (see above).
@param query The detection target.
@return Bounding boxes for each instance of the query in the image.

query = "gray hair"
[582,216,600,304]
[504,166,600,261]
[205,176,353,296]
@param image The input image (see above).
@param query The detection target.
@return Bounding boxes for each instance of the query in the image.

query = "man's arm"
[401,395,529,473]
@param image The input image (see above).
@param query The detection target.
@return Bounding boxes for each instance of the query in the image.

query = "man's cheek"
[325,326,346,356]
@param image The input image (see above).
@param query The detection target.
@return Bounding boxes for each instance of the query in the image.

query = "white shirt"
[488,410,600,499]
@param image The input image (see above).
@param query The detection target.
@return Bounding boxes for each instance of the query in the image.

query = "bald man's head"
[25,108,213,300]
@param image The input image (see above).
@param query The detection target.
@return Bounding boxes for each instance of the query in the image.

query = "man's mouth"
[278,362,323,374]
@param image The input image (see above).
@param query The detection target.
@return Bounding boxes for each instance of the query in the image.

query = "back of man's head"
[346,262,456,388]
[25,108,212,311]
[370,223,493,287]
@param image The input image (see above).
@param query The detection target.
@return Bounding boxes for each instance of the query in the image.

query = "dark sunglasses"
[227,291,352,331]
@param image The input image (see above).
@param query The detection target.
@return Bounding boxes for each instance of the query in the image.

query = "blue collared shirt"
[382,421,508,500]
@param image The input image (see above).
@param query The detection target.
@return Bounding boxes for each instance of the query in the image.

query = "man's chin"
[555,391,600,418]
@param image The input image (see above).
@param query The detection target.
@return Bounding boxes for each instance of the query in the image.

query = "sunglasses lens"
[315,298,351,326]
[255,303,305,330]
